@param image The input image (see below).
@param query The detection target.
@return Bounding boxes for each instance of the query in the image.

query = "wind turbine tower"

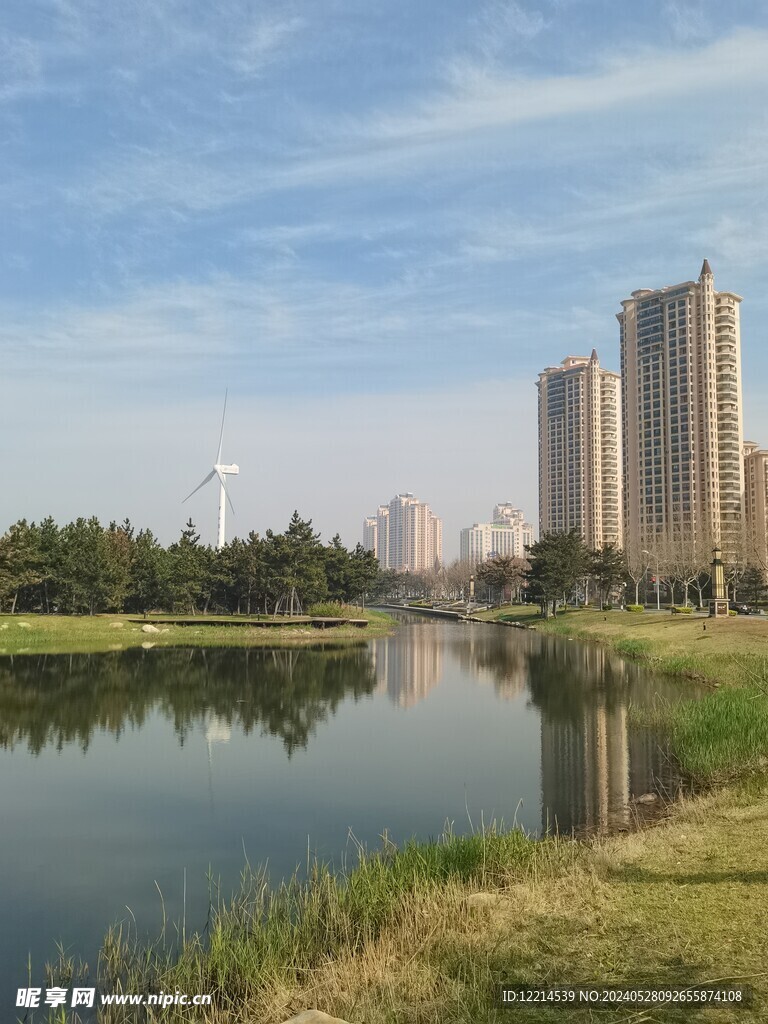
[183,391,240,549]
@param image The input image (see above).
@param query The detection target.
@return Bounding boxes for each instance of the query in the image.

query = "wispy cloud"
[662,0,712,43]
[34,26,768,231]
[365,29,768,142]
[473,0,549,58]
[232,14,306,76]
[0,268,545,390]
[0,31,42,102]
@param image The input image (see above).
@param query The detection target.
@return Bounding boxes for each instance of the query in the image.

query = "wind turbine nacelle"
[218,464,240,475]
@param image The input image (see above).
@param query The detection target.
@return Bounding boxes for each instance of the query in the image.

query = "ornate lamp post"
[709,545,729,618]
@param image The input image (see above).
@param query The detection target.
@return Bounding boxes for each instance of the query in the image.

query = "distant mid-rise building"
[363,493,442,572]
[460,504,534,563]
[618,260,744,554]
[743,441,768,573]
[492,503,534,548]
[537,351,622,549]
[362,516,377,554]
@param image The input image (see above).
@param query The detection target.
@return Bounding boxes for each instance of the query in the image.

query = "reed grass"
[667,686,768,784]
[46,826,571,1023]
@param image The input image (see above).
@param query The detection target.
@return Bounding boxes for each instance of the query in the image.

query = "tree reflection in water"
[0,646,377,757]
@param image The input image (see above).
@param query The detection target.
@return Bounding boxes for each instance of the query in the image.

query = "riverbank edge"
[469,604,768,784]
[0,608,396,655]
[472,603,768,689]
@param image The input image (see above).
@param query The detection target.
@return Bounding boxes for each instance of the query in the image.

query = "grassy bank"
[475,604,768,688]
[52,783,768,1023]
[0,608,394,655]
[475,605,768,787]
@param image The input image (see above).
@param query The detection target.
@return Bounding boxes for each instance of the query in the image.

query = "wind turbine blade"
[216,389,228,465]
[182,469,216,503]
[216,468,235,516]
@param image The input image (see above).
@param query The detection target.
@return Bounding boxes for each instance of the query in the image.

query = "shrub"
[626,604,644,613]
[729,609,738,616]
[672,606,693,614]
[614,638,652,660]
[307,602,358,618]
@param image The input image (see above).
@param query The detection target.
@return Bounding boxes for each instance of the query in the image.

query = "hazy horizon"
[3,1,768,559]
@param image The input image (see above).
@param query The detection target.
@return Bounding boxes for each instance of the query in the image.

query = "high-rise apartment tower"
[537,352,622,549]
[743,441,768,573]
[363,493,442,572]
[618,261,744,554]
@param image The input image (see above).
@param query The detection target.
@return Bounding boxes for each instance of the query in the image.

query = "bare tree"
[624,540,648,606]
[665,522,700,607]
[442,559,475,601]
[723,522,748,601]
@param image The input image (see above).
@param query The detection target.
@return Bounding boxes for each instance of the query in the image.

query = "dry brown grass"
[238,785,768,1024]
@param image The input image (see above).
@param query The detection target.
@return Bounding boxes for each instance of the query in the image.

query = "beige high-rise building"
[743,441,768,573]
[618,260,744,555]
[363,493,442,571]
[362,515,377,554]
[537,351,622,549]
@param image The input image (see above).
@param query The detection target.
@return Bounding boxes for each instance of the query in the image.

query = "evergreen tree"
[271,511,328,612]
[525,530,591,618]
[347,542,379,608]
[0,520,43,613]
[167,519,207,614]
[128,528,169,614]
[34,517,62,613]
[742,565,767,606]
[591,543,625,608]
[324,534,352,603]
[475,555,528,605]
[104,520,134,611]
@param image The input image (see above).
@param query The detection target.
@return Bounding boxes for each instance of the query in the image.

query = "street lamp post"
[642,549,661,610]
[709,545,728,618]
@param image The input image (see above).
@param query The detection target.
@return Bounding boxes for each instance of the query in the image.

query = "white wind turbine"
[183,391,240,549]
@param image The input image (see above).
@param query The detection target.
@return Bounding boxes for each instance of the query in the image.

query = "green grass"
[0,609,394,655]
[613,637,653,660]
[667,686,768,784]
[49,826,561,1023]
[475,604,768,687]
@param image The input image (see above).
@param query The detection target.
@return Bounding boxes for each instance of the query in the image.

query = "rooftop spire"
[700,258,713,278]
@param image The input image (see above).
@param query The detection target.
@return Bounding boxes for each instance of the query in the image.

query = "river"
[0,612,698,1009]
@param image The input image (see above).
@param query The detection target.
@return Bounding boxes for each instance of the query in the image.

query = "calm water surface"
[0,614,698,1005]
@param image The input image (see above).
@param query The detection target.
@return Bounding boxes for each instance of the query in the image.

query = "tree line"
[2,512,764,618]
[0,512,380,616]
[383,529,767,618]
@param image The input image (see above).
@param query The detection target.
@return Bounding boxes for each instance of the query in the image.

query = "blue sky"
[3,0,768,556]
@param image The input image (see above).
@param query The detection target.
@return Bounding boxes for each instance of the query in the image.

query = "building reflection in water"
[450,628,529,701]
[369,629,443,708]
[529,635,688,833]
